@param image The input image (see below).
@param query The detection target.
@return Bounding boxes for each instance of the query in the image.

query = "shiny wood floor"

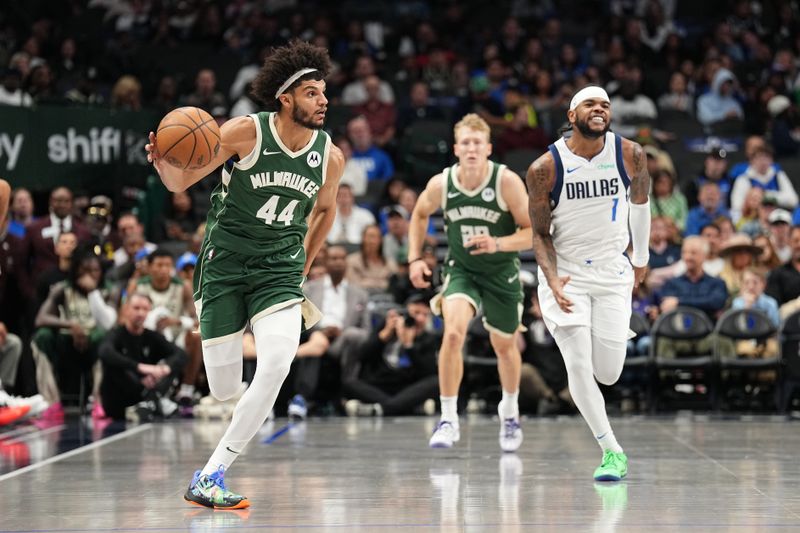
[1,415,799,532]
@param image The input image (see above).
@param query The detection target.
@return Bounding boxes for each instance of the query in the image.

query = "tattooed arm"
[623,139,652,284]
[623,140,651,205]
[526,153,573,312]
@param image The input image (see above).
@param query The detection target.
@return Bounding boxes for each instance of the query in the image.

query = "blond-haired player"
[409,114,532,451]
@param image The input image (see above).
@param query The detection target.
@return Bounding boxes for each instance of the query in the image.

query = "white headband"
[275,68,318,99]
[569,86,610,111]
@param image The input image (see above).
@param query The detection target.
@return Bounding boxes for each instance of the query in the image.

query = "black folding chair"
[779,310,800,412]
[713,308,780,410]
[649,307,716,411]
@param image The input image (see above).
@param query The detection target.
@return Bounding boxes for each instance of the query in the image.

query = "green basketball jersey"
[205,111,331,256]
[442,161,519,270]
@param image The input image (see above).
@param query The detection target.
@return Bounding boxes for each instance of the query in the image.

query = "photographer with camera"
[342,293,440,416]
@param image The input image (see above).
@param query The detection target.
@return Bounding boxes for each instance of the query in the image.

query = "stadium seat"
[713,308,780,410]
[397,119,453,186]
[502,148,542,178]
[649,307,716,411]
[706,118,745,138]
[778,310,800,412]
[658,109,705,139]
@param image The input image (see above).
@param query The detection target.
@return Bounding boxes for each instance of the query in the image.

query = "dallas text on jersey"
[565,177,619,200]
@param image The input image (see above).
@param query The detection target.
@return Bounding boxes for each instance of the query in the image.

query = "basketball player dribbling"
[526,86,651,481]
[145,40,343,508]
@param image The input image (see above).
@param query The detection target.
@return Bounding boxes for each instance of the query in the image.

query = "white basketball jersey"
[548,132,631,265]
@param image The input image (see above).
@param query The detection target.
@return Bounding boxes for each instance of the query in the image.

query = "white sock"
[440,396,458,424]
[597,430,623,453]
[201,305,301,476]
[178,384,195,398]
[499,389,519,419]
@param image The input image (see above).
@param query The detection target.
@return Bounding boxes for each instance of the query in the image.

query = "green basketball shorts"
[193,241,305,343]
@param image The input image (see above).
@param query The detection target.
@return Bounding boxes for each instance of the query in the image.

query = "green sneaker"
[184,467,250,509]
[593,450,628,481]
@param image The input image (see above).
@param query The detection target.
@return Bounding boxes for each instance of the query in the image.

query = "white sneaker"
[288,395,308,420]
[499,417,523,452]
[345,399,382,417]
[429,420,460,448]
[422,398,436,416]
[0,390,48,417]
[158,397,178,418]
[345,399,361,417]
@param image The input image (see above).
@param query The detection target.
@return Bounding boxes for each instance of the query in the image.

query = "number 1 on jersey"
[611,197,619,222]
[256,195,299,226]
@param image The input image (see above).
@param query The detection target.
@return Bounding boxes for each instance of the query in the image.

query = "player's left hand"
[466,234,498,255]
[633,265,647,288]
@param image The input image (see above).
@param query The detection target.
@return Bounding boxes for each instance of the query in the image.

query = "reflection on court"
[1,415,799,531]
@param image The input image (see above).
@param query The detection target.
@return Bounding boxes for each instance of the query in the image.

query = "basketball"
[156,106,221,170]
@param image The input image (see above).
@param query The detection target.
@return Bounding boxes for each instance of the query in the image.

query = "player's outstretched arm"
[622,139,651,284]
[408,173,443,288]
[468,169,532,254]
[303,144,344,276]
[145,115,255,193]
[0,178,10,224]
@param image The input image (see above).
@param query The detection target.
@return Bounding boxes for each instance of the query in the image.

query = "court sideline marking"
[0,423,153,482]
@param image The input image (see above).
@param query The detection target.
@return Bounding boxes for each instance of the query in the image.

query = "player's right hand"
[409,260,432,288]
[550,275,573,313]
[145,132,166,174]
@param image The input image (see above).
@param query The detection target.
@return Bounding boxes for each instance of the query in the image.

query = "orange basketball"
[156,107,221,170]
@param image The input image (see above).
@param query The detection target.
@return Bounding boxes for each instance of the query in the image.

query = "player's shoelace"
[433,421,455,434]
[207,466,227,490]
[503,418,521,438]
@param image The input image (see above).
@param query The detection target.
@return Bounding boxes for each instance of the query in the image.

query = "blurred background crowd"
[2,0,800,425]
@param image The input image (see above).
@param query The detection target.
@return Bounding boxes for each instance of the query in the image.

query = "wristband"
[408,257,425,264]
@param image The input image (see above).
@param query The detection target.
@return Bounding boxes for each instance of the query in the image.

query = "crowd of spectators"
[3,0,800,422]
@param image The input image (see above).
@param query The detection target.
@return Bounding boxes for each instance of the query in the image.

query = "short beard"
[574,117,609,139]
[291,105,322,130]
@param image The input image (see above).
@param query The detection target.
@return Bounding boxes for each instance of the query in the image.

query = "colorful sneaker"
[91,401,107,420]
[499,418,523,452]
[593,450,628,482]
[184,467,250,509]
[0,405,30,426]
[429,420,460,448]
[288,394,308,420]
[0,390,48,418]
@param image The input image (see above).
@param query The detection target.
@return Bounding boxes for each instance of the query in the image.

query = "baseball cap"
[176,252,198,270]
[706,143,727,159]
[767,95,791,117]
[387,204,410,220]
[768,208,792,225]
